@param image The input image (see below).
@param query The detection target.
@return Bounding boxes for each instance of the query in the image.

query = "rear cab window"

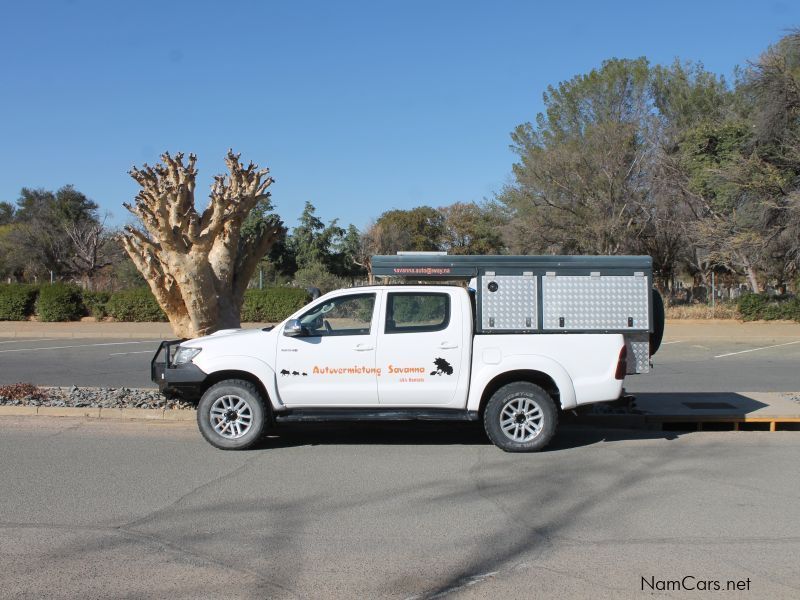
[385,292,450,334]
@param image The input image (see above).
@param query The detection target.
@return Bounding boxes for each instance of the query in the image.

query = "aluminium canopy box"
[371,254,655,373]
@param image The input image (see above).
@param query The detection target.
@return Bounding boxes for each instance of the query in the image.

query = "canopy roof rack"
[371,253,652,279]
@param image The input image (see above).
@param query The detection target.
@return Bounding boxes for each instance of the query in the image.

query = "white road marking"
[109,350,154,356]
[0,338,59,344]
[0,341,154,354]
[661,340,684,345]
[714,340,800,358]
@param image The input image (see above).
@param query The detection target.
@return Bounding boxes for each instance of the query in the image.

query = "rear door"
[376,290,464,406]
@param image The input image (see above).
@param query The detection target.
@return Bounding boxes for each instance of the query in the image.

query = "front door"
[376,290,463,406]
[275,292,380,406]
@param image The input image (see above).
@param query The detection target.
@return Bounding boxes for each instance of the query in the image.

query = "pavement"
[0,416,797,599]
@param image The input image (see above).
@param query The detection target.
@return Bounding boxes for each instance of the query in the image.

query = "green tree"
[374,206,445,252]
[499,58,652,255]
[439,202,504,255]
[741,30,800,288]
[289,201,345,271]
[6,188,67,278]
[650,60,731,132]
[5,185,121,287]
[241,196,286,288]
[662,33,800,292]
[329,223,366,278]
[646,60,734,289]
[0,202,14,225]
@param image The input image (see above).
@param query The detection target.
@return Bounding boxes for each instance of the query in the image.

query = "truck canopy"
[372,253,656,374]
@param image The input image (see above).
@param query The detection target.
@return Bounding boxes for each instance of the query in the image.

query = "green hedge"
[107,288,167,322]
[737,293,800,322]
[241,287,310,322]
[82,290,111,319]
[36,283,83,322]
[0,284,38,320]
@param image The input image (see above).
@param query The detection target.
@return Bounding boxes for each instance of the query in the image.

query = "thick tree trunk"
[121,151,285,338]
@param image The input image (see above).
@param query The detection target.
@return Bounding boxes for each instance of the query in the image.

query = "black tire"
[650,289,665,356]
[197,379,268,450]
[483,382,558,452]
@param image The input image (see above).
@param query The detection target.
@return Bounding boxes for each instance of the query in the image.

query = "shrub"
[778,297,800,321]
[107,288,167,322]
[0,382,45,401]
[737,293,800,322]
[241,287,310,322]
[0,284,38,320]
[737,293,768,321]
[292,261,349,294]
[82,290,111,319]
[36,283,83,322]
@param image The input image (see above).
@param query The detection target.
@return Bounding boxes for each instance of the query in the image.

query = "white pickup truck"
[152,255,663,452]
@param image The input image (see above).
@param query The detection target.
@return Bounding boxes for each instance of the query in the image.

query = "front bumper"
[151,340,207,400]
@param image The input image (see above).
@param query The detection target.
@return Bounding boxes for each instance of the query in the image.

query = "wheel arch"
[200,370,272,413]
[476,370,562,417]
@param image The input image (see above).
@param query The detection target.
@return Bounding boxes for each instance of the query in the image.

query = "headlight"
[173,346,202,365]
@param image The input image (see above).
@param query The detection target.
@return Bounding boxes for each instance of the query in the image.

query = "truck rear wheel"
[197,379,268,450]
[483,382,557,452]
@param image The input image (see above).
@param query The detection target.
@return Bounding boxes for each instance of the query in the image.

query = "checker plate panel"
[630,340,650,374]
[542,275,649,330]
[481,276,537,330]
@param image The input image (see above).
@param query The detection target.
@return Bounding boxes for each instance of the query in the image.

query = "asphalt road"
[0,417,797,599]
[1,329,799,392]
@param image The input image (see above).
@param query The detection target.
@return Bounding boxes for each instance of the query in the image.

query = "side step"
[274,408,480,423]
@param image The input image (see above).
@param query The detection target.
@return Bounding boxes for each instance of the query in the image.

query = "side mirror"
[284,319,307,337]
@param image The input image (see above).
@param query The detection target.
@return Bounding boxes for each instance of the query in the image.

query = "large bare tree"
[122,151,285,337]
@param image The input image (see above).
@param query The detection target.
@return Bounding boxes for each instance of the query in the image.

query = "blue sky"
[0,0,796,231]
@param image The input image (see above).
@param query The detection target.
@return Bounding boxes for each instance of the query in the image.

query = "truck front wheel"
[197,379,268,450]
[483,382,558,452]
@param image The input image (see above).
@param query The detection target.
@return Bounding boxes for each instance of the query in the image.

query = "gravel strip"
[0,386,194,410]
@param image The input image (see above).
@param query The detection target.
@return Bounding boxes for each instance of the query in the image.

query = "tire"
[483,382,558,452]
[650,289,665,356]
[197,379,268,450]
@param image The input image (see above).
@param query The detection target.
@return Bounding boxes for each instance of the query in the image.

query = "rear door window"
[385,292,450,334]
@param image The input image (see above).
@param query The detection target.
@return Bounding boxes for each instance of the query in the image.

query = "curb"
[0,405,196,421]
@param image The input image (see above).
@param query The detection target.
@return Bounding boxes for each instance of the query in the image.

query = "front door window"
[276,293,379,406]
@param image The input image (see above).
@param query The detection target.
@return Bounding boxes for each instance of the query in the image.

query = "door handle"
[439,342,458,349]
[353,344,374,351]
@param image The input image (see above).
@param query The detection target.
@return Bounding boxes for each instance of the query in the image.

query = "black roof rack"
[371,254,652,279]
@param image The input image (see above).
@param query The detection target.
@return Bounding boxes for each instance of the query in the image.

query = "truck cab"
[152,254,663,452]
